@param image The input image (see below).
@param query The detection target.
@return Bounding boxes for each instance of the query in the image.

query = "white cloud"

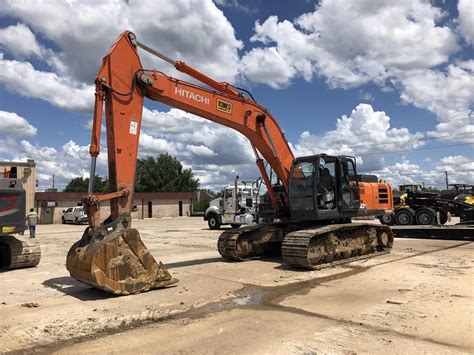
[376,156,474,189]
[241,1,458,89]
[399,60,474,142]
[1,0,242,84]
[5,139,108,190]
[214,0,257,14]
[0,53,93,112]
[457,0,474,46]
[292,104,424,171]
[240,0,470,146]
[0,110,37,137]
[186,144,217,157]
[0,23,43,58]
[240,46,296,89]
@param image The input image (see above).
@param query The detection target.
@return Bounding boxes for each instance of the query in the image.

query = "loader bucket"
[66,223,177,295]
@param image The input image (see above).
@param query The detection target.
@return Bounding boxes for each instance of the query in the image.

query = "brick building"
[35,191,196,224]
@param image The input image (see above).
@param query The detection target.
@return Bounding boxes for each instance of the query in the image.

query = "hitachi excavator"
[66,31,394,295]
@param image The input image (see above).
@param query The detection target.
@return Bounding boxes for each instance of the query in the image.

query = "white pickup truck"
[62,206,88,224]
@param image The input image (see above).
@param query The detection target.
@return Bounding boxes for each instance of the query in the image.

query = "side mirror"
[62,210,65,213]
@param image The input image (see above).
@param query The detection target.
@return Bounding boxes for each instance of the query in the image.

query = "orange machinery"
[66,31,393,295]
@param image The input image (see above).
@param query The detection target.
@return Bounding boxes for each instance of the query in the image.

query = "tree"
[63,176,109,193]
[135,154,199,192]
[192,189,217,212]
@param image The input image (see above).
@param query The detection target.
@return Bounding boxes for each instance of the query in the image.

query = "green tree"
[192,189,217,212]
[63,176,109,193]
[135,154,199,192]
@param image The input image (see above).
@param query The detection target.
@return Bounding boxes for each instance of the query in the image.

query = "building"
[35,191,196,224]
[1,159,36,213]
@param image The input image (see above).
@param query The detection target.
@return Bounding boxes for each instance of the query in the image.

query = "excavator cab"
[288,155,360,221]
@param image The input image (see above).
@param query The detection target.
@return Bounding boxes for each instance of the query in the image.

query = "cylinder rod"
[88,156,97,193]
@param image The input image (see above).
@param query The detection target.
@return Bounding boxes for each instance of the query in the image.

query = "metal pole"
[445,171,449,190]
[88,157,97,193]
[52,174,55,189]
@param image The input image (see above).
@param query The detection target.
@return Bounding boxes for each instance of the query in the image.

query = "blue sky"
[0,0,472,191]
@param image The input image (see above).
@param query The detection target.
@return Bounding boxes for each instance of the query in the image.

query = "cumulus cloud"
[240,0,471,144]
[0,23,43,58]
[399,60,474,141]
[3,139,107,190]
[292,104,424,171]
[376,155,474,189]
[457,0,474,46]
[1,0,242,84]
[0,54,93,112]
[0,110,37,137]
[241,1,458,89]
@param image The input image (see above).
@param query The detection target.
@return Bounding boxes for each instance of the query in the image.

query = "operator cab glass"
[288,155,360,220]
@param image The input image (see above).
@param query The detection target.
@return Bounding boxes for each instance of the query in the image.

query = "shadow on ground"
[165,257,224,269]
[42,276,117,301]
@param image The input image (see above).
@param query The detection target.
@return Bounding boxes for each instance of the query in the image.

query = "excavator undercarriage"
[218,222,393,268]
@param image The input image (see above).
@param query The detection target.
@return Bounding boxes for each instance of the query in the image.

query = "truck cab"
[204,178,261,230]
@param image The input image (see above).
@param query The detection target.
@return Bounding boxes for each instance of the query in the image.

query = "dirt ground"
[0,217,472,354]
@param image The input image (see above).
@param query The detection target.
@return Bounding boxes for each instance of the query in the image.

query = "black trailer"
[391,224,474,241]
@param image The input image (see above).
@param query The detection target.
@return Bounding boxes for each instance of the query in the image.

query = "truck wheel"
[230,224,241,229]
[208,215,221,230]
[415,207,436,225]
[75,217,79,225]
[395,209,414,225]
[62,217,66,224]
[379,214,394,225]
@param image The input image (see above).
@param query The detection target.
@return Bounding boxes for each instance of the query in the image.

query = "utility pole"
[445,171,448,190]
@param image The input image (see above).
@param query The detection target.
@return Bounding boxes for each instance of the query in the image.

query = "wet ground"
[0,217,472,354]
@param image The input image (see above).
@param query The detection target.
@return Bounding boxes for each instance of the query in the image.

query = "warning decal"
[129,120,138,135]
[217,99,232,114]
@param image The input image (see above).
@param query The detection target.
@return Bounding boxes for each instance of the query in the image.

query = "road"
[0,217,472,354]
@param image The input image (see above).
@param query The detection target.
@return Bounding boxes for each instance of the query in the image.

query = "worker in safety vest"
[25,208,39,238]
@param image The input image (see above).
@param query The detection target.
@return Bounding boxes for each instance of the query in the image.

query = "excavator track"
[218,223,393,269]
[282,223,393,269]
[0,235,41,269]
[218,224,285,261]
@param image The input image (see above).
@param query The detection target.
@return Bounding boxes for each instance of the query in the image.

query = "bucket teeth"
[66,227,177,295]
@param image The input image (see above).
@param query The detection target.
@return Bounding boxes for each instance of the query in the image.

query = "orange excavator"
[66,31,394,295]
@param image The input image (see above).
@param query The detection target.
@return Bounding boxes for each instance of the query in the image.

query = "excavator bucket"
[66,226,177,295]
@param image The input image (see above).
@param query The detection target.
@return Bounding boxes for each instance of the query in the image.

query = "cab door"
[339,157,360,211]
[289,160,316,212]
